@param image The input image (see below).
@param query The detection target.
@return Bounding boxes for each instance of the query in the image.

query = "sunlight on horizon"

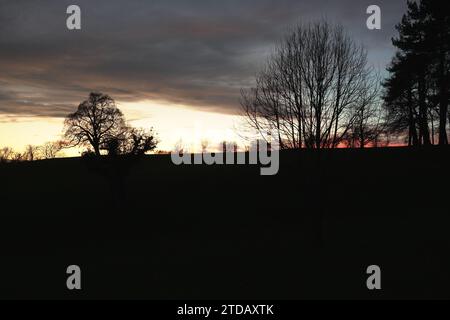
[120,100,247,153]
[0,100,248,156]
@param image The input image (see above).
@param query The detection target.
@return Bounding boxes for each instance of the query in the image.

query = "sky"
[0,0,408,154]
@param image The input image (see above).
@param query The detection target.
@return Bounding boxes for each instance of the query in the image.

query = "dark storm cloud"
[0,0,407,117]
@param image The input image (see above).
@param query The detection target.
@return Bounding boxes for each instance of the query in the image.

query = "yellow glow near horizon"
[120,100,246,152]
[0,115,75,155]
[0,100,247,156]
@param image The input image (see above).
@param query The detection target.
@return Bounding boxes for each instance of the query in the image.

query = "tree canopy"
[240,21,381,149]
[63,92,158,156]
[383,0,450,146]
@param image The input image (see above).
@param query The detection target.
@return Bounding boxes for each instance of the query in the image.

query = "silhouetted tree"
[104,127,158,156]
[174,139,186,155]
[22,145,40,161]
[384,0,450,145]
[241,21,380,149]
[125,127,158,156]
[424,1,450,145]
[220,140,238,153]
[0,147,14,162]
[12,151,24,161]
[63,92,126,156]
[40,141,63,159]
[344,100,384,148]
[383,53,419,146]
[201,139,209,154]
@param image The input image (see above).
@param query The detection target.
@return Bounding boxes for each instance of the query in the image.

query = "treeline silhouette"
[241,21,383,149]
[0,92,159,163]
[241,2,450,148]
[0,142,63,162]
[383,0,450,146]
[2,1,449,160]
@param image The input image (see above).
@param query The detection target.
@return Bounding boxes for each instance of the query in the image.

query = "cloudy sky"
[0,0,407,152]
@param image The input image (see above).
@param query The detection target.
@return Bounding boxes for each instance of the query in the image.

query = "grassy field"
[0,147,449,299]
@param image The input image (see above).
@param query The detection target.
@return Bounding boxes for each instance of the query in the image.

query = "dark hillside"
[0,147,449,299]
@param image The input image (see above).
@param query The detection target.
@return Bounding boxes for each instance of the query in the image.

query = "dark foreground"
[0,147,449,299]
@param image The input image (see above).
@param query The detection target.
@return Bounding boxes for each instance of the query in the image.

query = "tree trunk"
[93,143,101,156]
[418,76,431,145]
[408,87,419,146]
[315,108,321,149]
[439,102,448,145]
[438,53,449,145]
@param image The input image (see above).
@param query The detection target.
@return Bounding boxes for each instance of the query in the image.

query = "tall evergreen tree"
[383,52,419,146]
[423,0,450,145]
[384,0,449,145]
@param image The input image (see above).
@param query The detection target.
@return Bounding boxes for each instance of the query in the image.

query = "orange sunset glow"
[0,100,246,156]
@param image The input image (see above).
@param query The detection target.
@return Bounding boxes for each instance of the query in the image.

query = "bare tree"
[21,145,41,161]
[174,139,186,155]
[41,141,63,159]
[0,147,14,162]
[220,140,238,153]
[241,21,380,149]
[63,92,126,156]
[201,139,209,153]
[12,151,24,161]
[344,101,384,148]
